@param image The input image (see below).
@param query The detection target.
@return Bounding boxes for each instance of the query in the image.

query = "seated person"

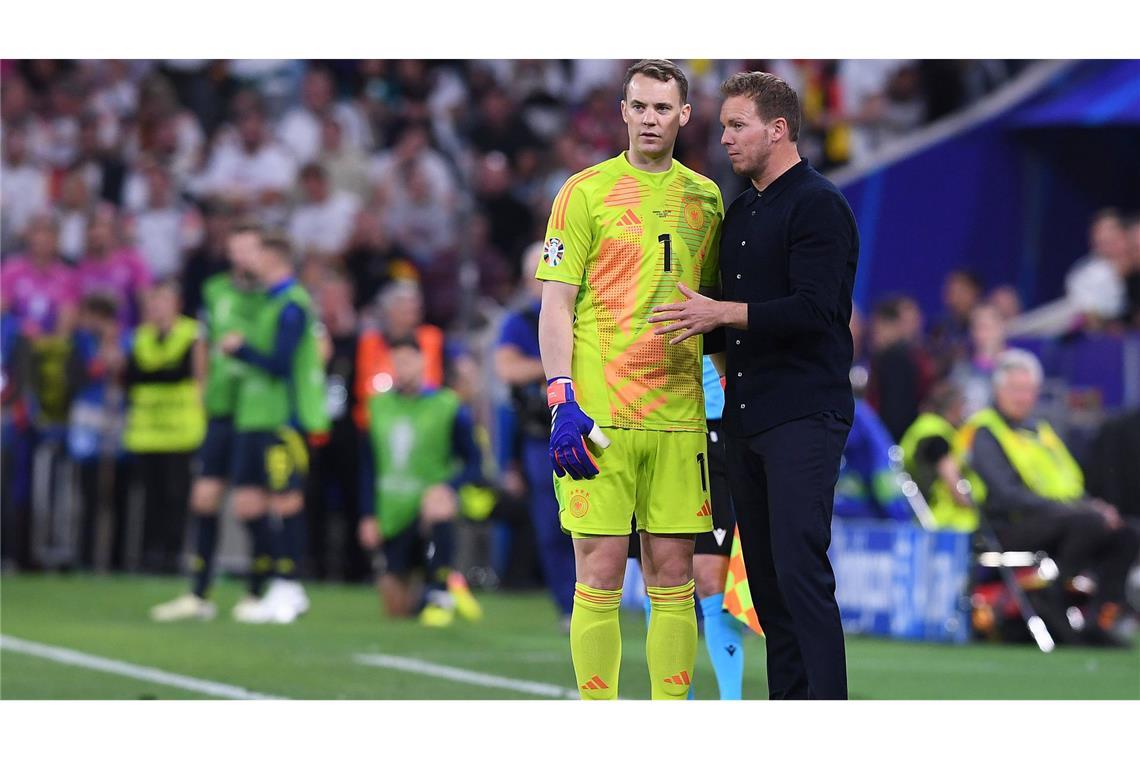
[961,349,1139,646]
[899,383,979,533]
[357,337,484,628]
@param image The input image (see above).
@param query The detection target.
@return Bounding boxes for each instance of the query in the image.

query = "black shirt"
[718,158,859,437]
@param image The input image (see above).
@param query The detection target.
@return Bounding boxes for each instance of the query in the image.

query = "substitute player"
[150,220,266,622]
[537,59,723,700]
[221,232,330,624]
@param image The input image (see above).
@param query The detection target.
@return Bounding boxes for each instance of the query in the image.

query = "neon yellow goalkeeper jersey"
[535,152,724,433]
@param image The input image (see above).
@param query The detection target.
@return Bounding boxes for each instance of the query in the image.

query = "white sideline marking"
[0,634,284,700]
[354,652,579,700]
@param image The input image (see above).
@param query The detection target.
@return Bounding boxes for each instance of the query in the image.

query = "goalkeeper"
[537,59,724,700]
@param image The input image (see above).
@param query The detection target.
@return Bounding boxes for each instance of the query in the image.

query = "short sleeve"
[535,176,593,287]
[700,187,725,289]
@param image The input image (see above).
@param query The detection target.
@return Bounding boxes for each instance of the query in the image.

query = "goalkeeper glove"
[547,377,611,480]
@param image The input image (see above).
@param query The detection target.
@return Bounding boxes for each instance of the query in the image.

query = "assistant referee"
[650,71,859,700]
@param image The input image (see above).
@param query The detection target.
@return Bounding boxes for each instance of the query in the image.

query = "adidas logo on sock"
[580,675,608,691]
[663,671,691,686]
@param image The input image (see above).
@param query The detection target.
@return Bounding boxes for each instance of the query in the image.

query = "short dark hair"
[623,59,688,104]
[720,71,801,142]
[230,216,262,237]
[947,268,984,293]
[872,295,905,322]
[388,336,421,353]
[80,293,119,320]
[150,276,183,300]
[260,232,293,262]
[299,162,326,181]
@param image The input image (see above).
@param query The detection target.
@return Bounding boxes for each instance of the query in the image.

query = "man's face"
[995,368,1039,422]
[390,346,425,394]
[144,287,180,327]
[238,112,265,149]
[227,231,260,274]
[28,220,58,261]
[621,74,689,161]
[1091,217,1128,266]
[301,173,327,203]
[720,95,776,180]
[384,291,423,336]
[944,274,980,317]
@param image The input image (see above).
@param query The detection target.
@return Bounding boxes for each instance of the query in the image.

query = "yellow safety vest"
[898,412,980,533]
[958,408,1084,508]
[123,317,205,453]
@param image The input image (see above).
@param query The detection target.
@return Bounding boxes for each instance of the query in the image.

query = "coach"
[649,72,858,699]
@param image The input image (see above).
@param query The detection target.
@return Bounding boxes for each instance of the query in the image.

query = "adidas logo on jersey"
[615,209,642,227]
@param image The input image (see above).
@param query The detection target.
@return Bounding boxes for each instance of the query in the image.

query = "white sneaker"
[232,594,268,623]
[238,580,309,624]
[150,593,216,622]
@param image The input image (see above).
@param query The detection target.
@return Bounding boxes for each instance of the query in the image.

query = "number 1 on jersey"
[659,233,672,272]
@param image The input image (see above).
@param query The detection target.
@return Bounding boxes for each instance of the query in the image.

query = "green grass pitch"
[1,574,1136,700]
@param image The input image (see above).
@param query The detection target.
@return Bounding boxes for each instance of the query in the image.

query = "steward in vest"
[353,280,445,429]
[898,383,981,532]
[150,220,268,623]
[123,280,205,573]
[357,337,484,629]
[219,232,330,625]
[961,349,1138,647]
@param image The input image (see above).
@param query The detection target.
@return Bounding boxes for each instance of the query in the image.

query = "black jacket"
[716,158,859,437]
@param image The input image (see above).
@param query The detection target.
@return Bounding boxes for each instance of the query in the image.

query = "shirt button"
[740,403,746,409]
[740,240,746,246]
[737,372,743,377]
[735,339,741,345]
[736,274,742,279]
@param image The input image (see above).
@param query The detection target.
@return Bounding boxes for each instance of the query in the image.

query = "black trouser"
[134,452,192,574]
[995,509,1140,612]
[725,411,851,700]
[305,426,369,581]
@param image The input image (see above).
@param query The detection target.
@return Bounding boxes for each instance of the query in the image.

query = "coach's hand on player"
[547,377,611,480]
[649,283,724,345]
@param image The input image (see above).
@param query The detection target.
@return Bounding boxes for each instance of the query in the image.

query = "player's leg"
[258,427,311,623]
[640,429,712,700]
[556,427,636,700]
[418,483,483,626]
[230,431,275,621]
[375,528,418,618]
[150,418,233,622]
[693,421,744,699]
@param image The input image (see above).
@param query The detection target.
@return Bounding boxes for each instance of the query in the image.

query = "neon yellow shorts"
[554,427,712,536]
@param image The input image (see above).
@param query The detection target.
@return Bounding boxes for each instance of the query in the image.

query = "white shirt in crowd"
[368,150,456,208]
[1066,255,1125,318]
[287,190,361,257]
[278,103,371,165]
[192,140,296,202]
[131,206,204,279]
[0,160,49,248]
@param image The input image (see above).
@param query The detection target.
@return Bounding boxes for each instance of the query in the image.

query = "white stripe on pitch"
[354,652,579,700]
[0,634,284,700]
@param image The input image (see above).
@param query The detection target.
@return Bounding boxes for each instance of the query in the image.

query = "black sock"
[425,521,455,593]
[275,513,305,581]
[190,514,219,599]
[244,516,273,597]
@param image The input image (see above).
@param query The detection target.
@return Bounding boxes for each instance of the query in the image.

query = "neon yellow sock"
[570,583,622,700]
[647,580,697,700]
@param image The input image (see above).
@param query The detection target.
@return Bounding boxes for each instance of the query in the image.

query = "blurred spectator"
[949,303,1008,418]
[962,349,1140,646]
[122,75,205,187]
[474,151,534,281]
[129,162,203,279]
[278,67,370,165]
[0,214,79,336]
[899,382,978,532]
[192,99,295,220]
[72,111,127,207]
[122,279,206,573]
[1123,214,1140,329]
[288,163,361,260]
[466,88,540,163]
[180,205,234,318]
[41,75,85,168]
[383,161,456,265]
[318,114,370,201]
[75,206,152,329]
[494,242,575,622]
[866,295,935,442]
[929,268,984,372]
[1008,208,1131,336]
[353,280,446,430]
[304,270,370,581]
[1,127,50,252]
[342,208,417,311]
[986,284,1022,322]
[369,122,456,215]
[57,167,95,262]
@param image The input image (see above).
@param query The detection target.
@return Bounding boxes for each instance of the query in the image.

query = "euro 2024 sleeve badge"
[543,237,565,267]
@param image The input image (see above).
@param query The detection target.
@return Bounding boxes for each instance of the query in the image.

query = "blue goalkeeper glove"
[547,377,611,480]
